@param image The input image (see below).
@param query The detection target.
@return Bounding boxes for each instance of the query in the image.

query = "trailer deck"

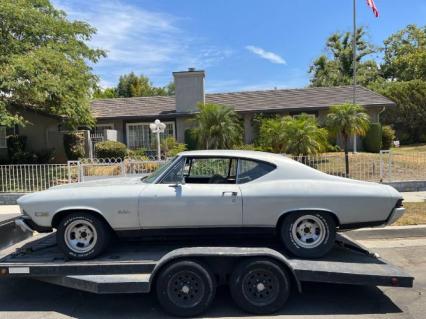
[0,232,414,294]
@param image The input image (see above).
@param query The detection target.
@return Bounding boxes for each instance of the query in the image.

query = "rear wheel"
[280,211,336,258]
[56,212,110,260]
[155,260,216,317]
[230,258,291,314]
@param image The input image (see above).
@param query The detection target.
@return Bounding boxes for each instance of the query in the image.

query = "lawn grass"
[392,143,426,154]
[393,202,426,226]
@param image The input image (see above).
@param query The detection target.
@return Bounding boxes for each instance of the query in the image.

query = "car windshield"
[141,156,178,183]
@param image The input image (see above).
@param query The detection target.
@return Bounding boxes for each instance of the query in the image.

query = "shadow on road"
[0,278,402,318]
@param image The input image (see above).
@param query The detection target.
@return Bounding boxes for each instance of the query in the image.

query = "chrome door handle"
[222,191,238,197]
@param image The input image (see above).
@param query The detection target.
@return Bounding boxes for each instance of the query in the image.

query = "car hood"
[50,176,145,189]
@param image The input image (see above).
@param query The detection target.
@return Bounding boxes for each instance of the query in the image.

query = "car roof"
[178,150,293,165]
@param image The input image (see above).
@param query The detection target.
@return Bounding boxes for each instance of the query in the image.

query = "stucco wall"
[18,110,60,151]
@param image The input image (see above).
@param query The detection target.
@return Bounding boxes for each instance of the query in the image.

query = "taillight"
[395,199,404,208]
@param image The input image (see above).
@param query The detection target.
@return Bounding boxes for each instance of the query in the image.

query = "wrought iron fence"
[0,151,425,193]
[288,151,426,183]
[0,164,79,193]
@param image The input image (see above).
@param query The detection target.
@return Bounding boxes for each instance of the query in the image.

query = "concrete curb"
[346,225,426,240]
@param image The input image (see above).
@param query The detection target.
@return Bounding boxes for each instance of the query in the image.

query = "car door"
[139,157,243,228]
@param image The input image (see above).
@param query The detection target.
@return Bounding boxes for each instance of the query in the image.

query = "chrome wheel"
[64,220,98,253]
[291,214,326,249]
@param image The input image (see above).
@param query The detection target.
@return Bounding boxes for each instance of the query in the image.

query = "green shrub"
[184,128,198,150]
[326,144,342,152]
[363,123,382,153]
[63,132,85,160]
[7,135,27,158]
[11,151,38,164]
[381,125,395,150]
[35,149,56,164]
[234,144,265,151]
[127,148,148,158]
[95,140,127,159]
[161,137,186,157]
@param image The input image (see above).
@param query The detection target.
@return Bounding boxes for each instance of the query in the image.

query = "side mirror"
[169,174,185,188]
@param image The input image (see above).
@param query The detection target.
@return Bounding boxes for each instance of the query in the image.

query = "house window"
[0,127,6,149]
[93,123,114,135]
[126,122,175,149]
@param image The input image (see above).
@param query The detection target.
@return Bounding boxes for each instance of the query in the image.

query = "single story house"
[1,69,395,162]
[91,69,395,150]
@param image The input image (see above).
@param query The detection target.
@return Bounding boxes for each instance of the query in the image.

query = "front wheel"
[56,212,110,260]
[279,211,336,258]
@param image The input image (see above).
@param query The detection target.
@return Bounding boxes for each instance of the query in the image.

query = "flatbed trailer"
[0,232,414,317]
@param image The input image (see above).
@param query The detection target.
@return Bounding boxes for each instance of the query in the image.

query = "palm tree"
[326,103,370,176]
[194,103,242,149]
[258,114,328,156]
[281,115,329,157]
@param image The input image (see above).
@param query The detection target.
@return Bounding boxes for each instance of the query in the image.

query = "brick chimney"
[173,68,205,113]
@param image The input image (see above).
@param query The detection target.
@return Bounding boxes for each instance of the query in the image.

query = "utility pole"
[352,0,358,153]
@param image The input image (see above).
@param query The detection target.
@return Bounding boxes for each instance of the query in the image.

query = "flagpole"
[352,0,357,153]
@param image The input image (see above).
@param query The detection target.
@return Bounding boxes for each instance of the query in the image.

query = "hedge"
[363,123,382,153]
[95,140,127,159]
[382,125,395,150]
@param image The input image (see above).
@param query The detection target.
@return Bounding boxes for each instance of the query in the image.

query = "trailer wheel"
[57,212,110,260]
[280,211,336,258]
[155,260,216,317]
[230,258,290,314]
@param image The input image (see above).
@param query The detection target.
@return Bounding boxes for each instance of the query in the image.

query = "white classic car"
[16,150,405,260]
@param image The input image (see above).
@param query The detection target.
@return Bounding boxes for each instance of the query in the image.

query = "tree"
[93,87,118,99]
[371,80,426,144]
[194,104,242,149]
[0,0,105,128]
[326,103,370,176]
[258,115,328,155]
[95,73,175,98]
[309,28,382,87]
[382,25,426,81]
[280,115,328,156]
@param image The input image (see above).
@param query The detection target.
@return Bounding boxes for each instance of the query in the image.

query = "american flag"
[366,0,379,17]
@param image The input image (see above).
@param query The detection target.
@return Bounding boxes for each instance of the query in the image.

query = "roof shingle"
[91,85,394,119]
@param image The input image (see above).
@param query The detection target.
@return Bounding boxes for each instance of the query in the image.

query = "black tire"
[56,212,110,260]
[155,260,216,317]
[230,258,291,314]
[279,211,336,258]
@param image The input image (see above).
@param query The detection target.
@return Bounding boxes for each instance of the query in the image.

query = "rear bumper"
[15,217,52,233]
[387,207,406,225]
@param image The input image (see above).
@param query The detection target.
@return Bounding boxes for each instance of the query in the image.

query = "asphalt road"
[0,237,424,319]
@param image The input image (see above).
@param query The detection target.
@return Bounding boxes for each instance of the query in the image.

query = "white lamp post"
[149,119,166,160]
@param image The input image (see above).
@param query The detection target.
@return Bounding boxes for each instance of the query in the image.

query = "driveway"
[0,236,424,319]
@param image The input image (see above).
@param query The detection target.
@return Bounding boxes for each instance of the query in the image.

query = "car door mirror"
[169,173,185,188]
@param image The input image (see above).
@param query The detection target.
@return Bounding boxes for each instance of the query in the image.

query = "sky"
[52,0,426,93]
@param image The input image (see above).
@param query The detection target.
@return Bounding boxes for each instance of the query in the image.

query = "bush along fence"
[0,151,425,193]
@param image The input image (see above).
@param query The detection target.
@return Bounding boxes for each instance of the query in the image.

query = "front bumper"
[15,217,52,233]
[387,207,406,225]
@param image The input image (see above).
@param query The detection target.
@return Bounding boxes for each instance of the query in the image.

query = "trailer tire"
[280,211,336,258]
[155,260,216,317]
[230,258,290,314]
[57,212,110,260]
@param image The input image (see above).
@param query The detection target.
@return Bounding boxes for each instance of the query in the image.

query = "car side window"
[237,159,275,184]
[160,159,185,184]
[184,157,237,184]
